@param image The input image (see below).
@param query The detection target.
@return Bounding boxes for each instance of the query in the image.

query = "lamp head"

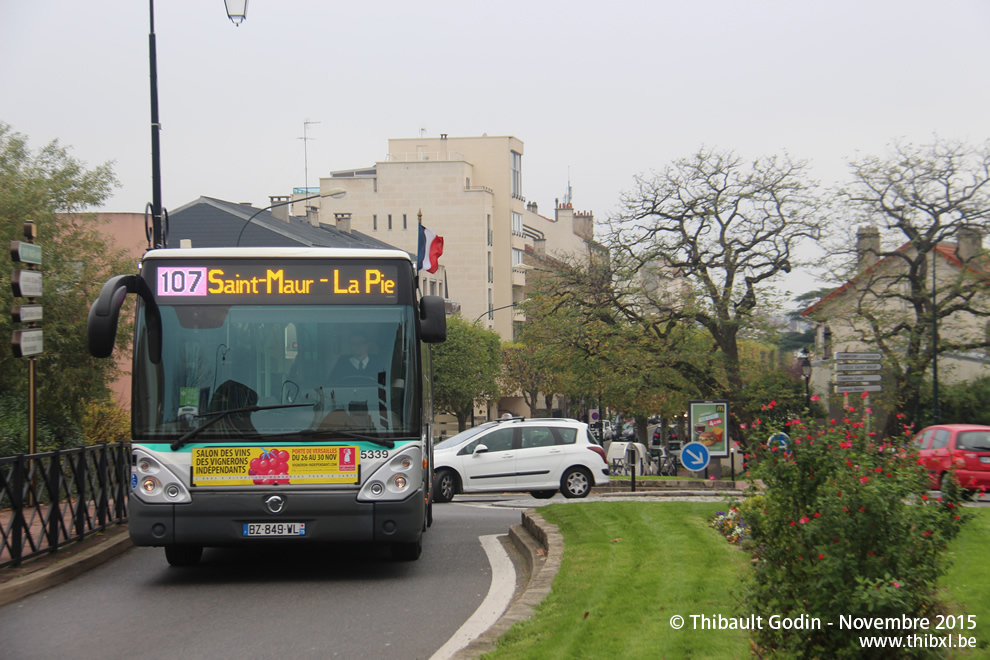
[225,0,248,26]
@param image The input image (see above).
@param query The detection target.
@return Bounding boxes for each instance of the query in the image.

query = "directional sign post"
[680,441,711,473]
[10,221,42,458]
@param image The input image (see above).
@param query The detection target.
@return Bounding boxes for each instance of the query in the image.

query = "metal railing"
[0,443,129,568]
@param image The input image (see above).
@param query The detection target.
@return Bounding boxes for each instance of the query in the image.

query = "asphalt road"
[0,499,521,660]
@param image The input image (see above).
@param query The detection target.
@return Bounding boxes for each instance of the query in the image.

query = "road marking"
[429,534,515,660]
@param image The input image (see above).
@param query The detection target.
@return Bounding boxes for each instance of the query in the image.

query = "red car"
[914,424,990,493]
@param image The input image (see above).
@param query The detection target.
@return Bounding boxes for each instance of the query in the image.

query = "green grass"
[484,502,750,659]
[941,508,990,656]
[483,503,990,660]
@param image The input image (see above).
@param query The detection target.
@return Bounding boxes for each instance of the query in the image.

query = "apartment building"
[308,134,599,342]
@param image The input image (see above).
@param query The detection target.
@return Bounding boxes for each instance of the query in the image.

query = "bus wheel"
[165,544,203,567]
[392,538,422,561]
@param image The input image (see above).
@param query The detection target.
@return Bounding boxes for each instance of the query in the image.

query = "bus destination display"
[153,261,404,304]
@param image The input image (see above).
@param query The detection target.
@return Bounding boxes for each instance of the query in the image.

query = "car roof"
[920,424,990,431]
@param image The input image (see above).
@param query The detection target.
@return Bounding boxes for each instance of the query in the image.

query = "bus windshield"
[132,303,421,442]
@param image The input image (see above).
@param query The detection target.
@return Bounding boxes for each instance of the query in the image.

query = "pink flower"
[810,394,820,402]
[799,516,810,524]
[709,476,715,481]
[860,476,870,483]
[893,581,901,588]
[861,391,870,399]
[865,408,873,414]
[819,553,825,560]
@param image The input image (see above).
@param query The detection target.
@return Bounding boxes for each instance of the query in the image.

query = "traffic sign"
[834,363,881,371]
[834,374,882,382]
[12,328,43,357]
[835,352,882,360]
[590,409,600,422]
[680,441,711,472]
[11,304,42,323]
[10,241,42,265]
[768,432,790,454]
[835,385,882,393]
[11,270,42,298]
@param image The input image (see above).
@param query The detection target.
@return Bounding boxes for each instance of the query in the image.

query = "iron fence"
[0,443,129,568]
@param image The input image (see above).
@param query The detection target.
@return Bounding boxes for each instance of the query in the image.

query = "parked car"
[914,424,990,493]
[432,417,610,502]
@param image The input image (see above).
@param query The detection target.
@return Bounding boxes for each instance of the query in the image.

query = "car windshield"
[957,431,990,451]
[434,423,495,450]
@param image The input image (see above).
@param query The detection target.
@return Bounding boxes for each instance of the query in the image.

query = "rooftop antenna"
[420,127,427,137]
[563,168,573,206]
[299,120,320,192]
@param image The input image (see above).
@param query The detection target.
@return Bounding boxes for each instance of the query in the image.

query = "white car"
[432,418,610,502]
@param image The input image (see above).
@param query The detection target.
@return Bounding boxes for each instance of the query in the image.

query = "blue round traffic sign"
[768,432,791,454]
[680,441,711,472]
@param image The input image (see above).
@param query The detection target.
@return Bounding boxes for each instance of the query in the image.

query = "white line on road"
[429,534,516,660]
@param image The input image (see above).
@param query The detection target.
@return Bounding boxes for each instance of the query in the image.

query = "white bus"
[88,247,446,565]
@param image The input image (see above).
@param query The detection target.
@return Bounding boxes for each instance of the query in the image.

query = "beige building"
[307,135,598,342]
[802,226,990,411]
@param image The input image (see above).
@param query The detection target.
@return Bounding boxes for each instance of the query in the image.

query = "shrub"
[738,402,970,658]
[0,393,84,456]
[80,396,131,445]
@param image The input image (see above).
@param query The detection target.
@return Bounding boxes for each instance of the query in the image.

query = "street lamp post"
[146,1,249,250]
[235,188,347,246]
[474,302,518,324]
[800,350,813,410]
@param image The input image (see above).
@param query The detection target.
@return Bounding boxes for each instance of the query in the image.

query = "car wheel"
[433,468,457,503]
[165,544,203,567]
[530,490,556,499]
[561,467,592,499]
[391,537,422,561]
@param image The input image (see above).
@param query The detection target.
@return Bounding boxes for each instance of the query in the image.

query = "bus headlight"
[357,446,422,502]
[131,448,192,504]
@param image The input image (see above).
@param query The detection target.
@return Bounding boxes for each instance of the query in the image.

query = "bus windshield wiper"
[296,429,409,448]
[170,403,314,451]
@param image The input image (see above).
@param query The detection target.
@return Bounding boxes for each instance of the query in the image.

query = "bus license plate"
[243,522,306,537]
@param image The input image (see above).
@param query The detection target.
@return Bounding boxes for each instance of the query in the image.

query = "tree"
[815,138,990,436]
[0,123,129,451]
[501,341,560,417]
[604,147,823,439]
[432,315,502,431]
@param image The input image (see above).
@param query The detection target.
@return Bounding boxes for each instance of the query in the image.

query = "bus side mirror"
[419,295,446,344]
[87,274,162,363]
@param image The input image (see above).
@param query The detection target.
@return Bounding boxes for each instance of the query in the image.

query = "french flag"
[417,224,444,273]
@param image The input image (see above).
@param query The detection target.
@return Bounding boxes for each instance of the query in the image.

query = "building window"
[488,253,493,283]
[511,151,522,199]
[512,212,523,236]
[403,214,407,230]
[487,214,492,246]
[388,214,393,230]
[512,249,525,268]
[373,215,377,231]
[430,281,436,296]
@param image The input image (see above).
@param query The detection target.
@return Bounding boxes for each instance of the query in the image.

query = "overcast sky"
[3,0,989,297]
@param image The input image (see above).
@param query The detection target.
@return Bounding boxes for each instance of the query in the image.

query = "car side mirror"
[473,444,489,455]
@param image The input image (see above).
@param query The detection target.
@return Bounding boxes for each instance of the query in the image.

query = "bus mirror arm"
[419,295,447,344]
[87,274,162,364]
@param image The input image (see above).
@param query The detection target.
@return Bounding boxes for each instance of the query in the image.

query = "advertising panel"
[689,400,730,458]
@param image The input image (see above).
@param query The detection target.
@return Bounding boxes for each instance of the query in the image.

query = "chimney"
[957,225,982,263]
[335,213,352,234]
[306,205,320,227]
[269,195,291,223]
[534,237,546,257]
[856,225,880,271]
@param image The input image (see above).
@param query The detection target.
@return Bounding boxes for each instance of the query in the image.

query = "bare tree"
[813,138,990,435]
[605,147,822,431]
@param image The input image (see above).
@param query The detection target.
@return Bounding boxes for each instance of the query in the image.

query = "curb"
[0,529,133,608]
[450,510,562,659]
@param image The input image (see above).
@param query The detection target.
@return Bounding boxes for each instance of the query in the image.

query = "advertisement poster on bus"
[689,400,729,458]
[191,446,360,486]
